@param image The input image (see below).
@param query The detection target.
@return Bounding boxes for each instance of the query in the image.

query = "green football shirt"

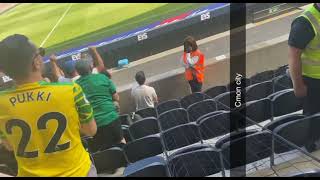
[76,73,119,127]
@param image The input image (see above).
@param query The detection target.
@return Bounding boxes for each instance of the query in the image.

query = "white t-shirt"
[131,84,158,111]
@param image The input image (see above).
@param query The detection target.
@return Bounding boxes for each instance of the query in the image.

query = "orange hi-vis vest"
[183,50,205,83]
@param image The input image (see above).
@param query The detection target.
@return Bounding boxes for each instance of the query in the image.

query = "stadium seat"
[180,92,209,109]
[273,74,293,92]
[269,89,303,118]
[215,129,259,149]
[122,125,133,143]
[91,147,128,174]
[187,99,217,122]
[136,107,157,118]
[161,123,202,151]
[199,111,233,140]
[119,114,132,126]
[221,131,273,171]
[196,110,226,123]
[123,156,169,177]
[204,85,228,98]
[272,116,311,154]
[156,99,181,116]
[227,78,251,91]
[238,98,272,124]
[245,80,273,102]
[129,117,159,140]
[274,65,288,77]
[250,70,274,85]
[263,114,305,131]
[158,108,189,131]
[123,135,164,163]
[168,148,222,177]
[214,91,235,111]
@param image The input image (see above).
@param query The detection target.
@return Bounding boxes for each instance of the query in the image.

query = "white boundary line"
[40,3,73,47]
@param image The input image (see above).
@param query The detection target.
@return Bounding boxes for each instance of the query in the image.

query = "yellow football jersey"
[0,81,94,177]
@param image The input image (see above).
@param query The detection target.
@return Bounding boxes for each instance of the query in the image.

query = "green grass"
[0,3,211,55]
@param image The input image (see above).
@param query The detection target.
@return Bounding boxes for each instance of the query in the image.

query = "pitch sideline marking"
[40,3,73,47]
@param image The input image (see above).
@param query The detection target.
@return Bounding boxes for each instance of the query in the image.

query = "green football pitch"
[0,3,210,55]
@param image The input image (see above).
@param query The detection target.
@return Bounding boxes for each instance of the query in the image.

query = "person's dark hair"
[135,71,146,85]
[0,34,38,80]
[75,60,92,76]
[183,36,198,52]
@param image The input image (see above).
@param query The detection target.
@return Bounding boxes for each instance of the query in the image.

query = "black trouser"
[188,79,203,93]
[303,76,320,145]
[89,118,123,153]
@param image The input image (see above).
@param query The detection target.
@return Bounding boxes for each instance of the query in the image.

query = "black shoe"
[305,143,317,153]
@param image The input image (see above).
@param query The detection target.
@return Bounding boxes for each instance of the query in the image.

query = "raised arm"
[49,54,64,82]
[88,46,105,73]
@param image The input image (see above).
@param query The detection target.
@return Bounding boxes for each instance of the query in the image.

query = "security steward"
[288,3,320,152]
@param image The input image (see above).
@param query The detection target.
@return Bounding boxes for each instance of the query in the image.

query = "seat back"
[214,91,235,111]
[168,148,222,177]
[180,92,208,109]
[156,99,181,116]
[221,131,272,170]
[129,117,159,140]
[158,108,189,131]
[273,74,293,92]
[250,70,274,84]
[123,135,163,163]
[245,81,273,102]
[238,98,272,124]
[187,99,217,122]
[270,89,303,117]
[263,114,305,131]
[136,107,157,118]
[92,147,128,174]
[215,129,259,149]
[161,123,201,151]
[204,85,228,98]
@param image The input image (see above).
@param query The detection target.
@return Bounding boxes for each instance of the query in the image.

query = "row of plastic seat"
[119,88,302,144]
[91,110,320,177]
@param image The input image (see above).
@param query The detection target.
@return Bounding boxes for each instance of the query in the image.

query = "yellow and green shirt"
[0,81,94,177]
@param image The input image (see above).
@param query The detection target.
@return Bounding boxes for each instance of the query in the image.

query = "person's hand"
[88,46,97,53]
[49,54,57,63]
[293,81,307,98]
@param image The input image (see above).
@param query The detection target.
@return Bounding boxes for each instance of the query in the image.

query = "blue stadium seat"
[238,98,272,124]
[196,110,226,123]
[123,135,163,163]
[187,99,217,122]
[129,117,159,140]
[91,147,128,174]
[250,70,274,85]
[123,156,169,177]
[273,74,293,92]
[268,89,303,118]
[221,131,273,171]
[180,92,209,109]
[136,107,157,118]
[168,148,222,177]
[156,99,181,116]
[245,80,273,102]
[204,85,228,98]
[161,123,201,151]
[214,129,259,149]
[158,108,189,131]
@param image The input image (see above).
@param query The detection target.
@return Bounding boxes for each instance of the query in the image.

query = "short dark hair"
[135,71,146,85]
[0,34,37,80]
[75,60,91,76]
[183,36,198,52]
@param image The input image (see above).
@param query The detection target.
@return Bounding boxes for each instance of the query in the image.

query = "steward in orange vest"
[182,36,205,93]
